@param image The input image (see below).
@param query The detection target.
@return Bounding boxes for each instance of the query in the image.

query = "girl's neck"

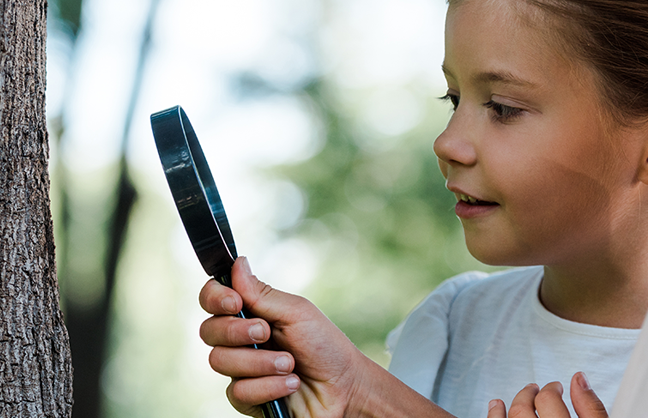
[538,194,648,329]
[540,257,648,329]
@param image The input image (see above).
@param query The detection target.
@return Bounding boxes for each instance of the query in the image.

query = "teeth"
[460,194,477,203]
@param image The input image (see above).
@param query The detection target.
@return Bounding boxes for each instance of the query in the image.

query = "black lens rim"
[151,105,237,277]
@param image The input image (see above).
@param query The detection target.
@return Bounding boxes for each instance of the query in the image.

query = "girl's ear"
[638,138,648,186]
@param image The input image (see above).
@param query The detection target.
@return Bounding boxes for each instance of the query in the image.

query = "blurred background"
[46,0,494,416]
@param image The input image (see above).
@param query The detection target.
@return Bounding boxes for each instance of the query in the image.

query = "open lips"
[458,194,498,206]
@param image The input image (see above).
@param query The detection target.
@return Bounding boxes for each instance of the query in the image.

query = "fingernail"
[578,372,591,390]
[221,296,237,314]
[242,257,253,275]
[488,400,498,411]
[248,322,266,342]
[286,376,300,391]
[274,356,291,374]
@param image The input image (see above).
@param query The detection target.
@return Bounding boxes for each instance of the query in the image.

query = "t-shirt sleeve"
[386,271,488,399]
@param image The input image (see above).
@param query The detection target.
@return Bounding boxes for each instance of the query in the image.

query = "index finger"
[199,278,243,315]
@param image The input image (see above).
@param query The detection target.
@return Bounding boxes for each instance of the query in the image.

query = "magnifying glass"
[151,105,291,418]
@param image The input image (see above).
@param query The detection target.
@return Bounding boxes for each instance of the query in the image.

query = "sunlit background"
[46,0,494,416]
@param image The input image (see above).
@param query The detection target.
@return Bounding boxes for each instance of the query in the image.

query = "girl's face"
[435,0,644,266]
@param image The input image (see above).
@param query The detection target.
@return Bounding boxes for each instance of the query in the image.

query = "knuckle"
[535,388,555,405]
[225,321,241,345]
[247,279,274,311]
[589,401,608,415]
[294,295,313,310]
[256,279,273,299]
[199,320,209,343]
[508,404,528,418]
[228,379,251,404]
[200,316,242,346]
[199,280,221,313]
[198,289,209,310]
[199,317,218,345]
[226,378,263,417]
[291,296,319,321]
[208,347,226,371]
[535,382,563,405]
[226,379,241,403]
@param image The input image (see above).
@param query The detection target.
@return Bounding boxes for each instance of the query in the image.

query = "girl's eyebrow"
[441,64,538,89]
[473,70,537,88]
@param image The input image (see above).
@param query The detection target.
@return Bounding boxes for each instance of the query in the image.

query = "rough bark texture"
[0,0,74,416]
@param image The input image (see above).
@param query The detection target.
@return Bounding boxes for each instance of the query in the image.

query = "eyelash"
[483,100,524,121]
[439,94,524,122]
[439,93,460,110]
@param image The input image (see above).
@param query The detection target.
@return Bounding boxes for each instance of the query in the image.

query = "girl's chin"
[463,236,536,267]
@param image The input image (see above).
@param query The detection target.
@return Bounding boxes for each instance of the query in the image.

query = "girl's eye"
[439,93,460,111]
[483,100,523,122]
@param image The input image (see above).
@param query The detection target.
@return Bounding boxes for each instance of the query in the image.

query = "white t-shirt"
[387,266,639,418]
[612,310,648,418]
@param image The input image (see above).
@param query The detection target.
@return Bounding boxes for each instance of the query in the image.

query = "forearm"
[346,354,456,418]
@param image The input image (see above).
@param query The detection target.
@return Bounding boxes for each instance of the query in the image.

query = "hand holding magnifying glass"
[151,106,292,418]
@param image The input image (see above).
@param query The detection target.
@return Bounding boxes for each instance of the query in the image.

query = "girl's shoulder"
[387,266,543,353]
[386,266,544,396]
[442,266,544,330]
[424,265,543,312]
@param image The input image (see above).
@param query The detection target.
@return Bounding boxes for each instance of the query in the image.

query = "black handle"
[260,399,292,418]
[217,273,292,418]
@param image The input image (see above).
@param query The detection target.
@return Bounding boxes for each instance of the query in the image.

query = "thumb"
[570,372,608,418]
[231,257,305,324]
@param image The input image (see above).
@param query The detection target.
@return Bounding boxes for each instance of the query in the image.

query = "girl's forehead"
[443,0,576,89]
[446,0,549,41]
[448,0,520,14]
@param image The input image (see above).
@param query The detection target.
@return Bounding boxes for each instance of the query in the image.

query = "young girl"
[198,0,648,416]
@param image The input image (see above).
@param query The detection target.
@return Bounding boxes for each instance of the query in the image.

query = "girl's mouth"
[455,193,499,219]
[458,193,498,206]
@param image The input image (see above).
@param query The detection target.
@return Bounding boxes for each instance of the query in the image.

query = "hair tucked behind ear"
[526,0,648,126]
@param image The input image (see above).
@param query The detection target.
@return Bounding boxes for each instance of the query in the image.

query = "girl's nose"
[433,120,477,171]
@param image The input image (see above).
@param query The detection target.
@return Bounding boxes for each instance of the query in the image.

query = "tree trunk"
[0,0,74,416]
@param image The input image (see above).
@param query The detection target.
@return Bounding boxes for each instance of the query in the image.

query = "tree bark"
[0,0,74,416]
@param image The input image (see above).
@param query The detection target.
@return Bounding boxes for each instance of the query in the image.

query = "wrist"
[343,351,376,418]
[344,355,456,418]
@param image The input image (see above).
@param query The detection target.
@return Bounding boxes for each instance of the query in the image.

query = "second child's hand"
[486,373,608,418]
[199,257,457,418]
